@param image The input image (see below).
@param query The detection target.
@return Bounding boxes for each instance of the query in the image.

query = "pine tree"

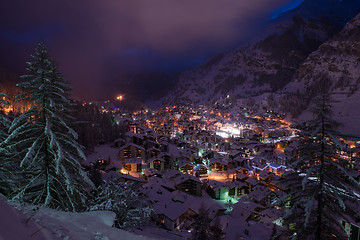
[1,42,94,211]
[190,204,224,240]
[0,92,15,195]
[190,204,212,240]
[277,92,360,239]
[0,92,10,141]
[88,181,153,229]
[210,217,224,240]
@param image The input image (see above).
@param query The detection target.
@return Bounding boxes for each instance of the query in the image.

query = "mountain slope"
[162,0,360,106]
[280,12,360,135]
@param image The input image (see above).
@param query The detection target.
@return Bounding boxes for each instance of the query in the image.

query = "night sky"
[0,0,303,102]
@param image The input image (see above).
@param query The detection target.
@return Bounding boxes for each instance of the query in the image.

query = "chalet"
[237,140,260,155]
[209,158,228,172]
[105,162,122,172]
[147,156,165,172]
[229,198,265,222]
[144,139,160,149]
[147,146,161,159]
[122,157,142,173]
[141,178,175,203]
[152,201,197,230]
[268,163,286,175]
[235,172,249,182]
[257,170,274,183]
[119,143,145,161]
[128,133,144,146]
[157,153,172,170]
[235,166,249,175]
[207,180,228,200]
[124,120,142,134]
[143,168,163,180]
[247,185,274,207]
[178,160,194,174]
[233,157,250,168]
[193,164,207,176]
[102,171,146,186]
[259,208,282,225]
[245,177,259,192]
[269,178,288,192]
[173,174,202,197]
[251,158,269,174]
[147,176,176,193]
[225,181,248,197]
[229,150,244,160]
[113,138,125,148]
[202,150,222,160]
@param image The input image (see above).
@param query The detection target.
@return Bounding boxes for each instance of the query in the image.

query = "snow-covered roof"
[245,177,259,186]
[258,170,273,180]
[259,208,282,225]
[208,180,227,191]
[143,168,162,177]
[235,173,249,181]
[147,156,165,163]
[247,186,272,203]
[125,132,145,139]
[105,162,122,171]
[119,142,145,151]
[209,158,226,164]
[124,158,142,164]
[152,201,190,221]
[178,159,193,168]
[164,169,182,179]
[146,147,161,152]
[103,171,147,183]
[193,164,207,171]
[226,180,248,188]
[173,174,201,185]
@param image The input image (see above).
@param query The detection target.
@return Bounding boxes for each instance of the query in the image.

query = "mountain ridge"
[161,0,360,108]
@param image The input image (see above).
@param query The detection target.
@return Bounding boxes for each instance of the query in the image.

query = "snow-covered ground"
[85,144,120,165]
[0,197,158,240]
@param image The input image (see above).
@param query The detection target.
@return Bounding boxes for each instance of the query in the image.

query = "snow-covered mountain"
[280,11,360,135]
[162,0,360,111]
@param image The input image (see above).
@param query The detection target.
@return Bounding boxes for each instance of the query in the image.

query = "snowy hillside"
[0,197,158,240]
[281,12,360,135]
[160,0,360,135]
[162,0,360,107]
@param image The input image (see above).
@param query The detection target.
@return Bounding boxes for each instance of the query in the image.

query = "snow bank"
[0,198,158,240]
[0,198,51,240]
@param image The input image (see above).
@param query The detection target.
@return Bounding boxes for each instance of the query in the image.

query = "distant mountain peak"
[161,2,360,134]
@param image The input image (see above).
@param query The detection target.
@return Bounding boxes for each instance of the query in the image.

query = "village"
[82,97,360,239]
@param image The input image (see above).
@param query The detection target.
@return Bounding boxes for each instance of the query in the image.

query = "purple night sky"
[0,0,303,101]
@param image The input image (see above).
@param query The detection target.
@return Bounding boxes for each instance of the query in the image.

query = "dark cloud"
[0,0,290,101]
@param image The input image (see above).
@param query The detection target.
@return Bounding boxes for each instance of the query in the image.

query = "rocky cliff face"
[162,0,360,109]
[280,12,360,135]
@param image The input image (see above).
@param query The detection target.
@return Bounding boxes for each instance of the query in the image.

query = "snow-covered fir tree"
[1,42,94,211]
[88,181,152,230]
[190,204,223,240]
[0,92,15,195]
[277,92,360,239]
[0,92,11,140]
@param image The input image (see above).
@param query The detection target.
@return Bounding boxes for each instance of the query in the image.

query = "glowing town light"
[216,124,241,138]
[116,95,123,101]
